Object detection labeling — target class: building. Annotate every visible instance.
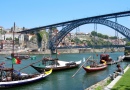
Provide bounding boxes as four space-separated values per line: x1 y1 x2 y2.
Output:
0 26 3 30
1 32 24 44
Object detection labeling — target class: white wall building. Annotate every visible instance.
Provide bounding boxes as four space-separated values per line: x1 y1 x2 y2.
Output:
1 33 24 43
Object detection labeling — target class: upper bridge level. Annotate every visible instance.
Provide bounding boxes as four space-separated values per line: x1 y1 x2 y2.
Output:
17 10 130 52
18 10 130 33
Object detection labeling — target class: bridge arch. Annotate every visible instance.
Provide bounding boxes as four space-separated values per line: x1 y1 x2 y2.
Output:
49 19 130 51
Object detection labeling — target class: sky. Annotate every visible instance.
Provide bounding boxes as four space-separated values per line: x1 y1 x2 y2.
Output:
0 0 130 38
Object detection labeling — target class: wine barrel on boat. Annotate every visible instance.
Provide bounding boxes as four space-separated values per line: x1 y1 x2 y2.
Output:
100 54 112 64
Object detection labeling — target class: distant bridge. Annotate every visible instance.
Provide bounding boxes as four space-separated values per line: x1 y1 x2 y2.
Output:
18 10 130 52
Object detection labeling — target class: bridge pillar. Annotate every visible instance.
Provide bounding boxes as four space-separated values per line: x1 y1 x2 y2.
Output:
48 27 55 53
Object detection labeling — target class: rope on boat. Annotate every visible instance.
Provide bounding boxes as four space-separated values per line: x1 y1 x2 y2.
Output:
18 59 43 71
72 56 91 78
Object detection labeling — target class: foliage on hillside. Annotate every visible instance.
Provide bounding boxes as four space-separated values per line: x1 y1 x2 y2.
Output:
71 31 113 46
36 30 48 42
35 29 48 48
91 31 117 39
125 42 130 46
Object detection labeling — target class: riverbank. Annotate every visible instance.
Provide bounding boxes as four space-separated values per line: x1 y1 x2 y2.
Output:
85 77 110 90
0 48 124 55
105 64 130 90
85 64 130 90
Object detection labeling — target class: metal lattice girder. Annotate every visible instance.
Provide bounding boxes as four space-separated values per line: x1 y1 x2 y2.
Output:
18 10 130 34
15 10 130 52
49 19 130 50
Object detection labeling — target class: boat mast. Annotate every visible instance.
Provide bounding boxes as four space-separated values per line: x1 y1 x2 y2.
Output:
11 22 15 80
93 23 96 60
55 31 58 67
95 23 98 61
93 23 97 61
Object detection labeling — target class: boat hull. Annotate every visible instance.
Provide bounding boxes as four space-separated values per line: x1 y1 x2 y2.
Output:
0 69 52 88
107 60 123 65
31 60 81 72
5 55 30 60
82 65 107 73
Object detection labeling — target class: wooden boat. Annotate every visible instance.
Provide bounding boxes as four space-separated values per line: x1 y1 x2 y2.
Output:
0 68 52 88
30 57 81 72
82 60 107 73
5 53 30 60
100 54 124 65
107 60 123 65
0 58 52 88
100 54 112 64
5 55 36 60
12 53 30 59
0 23 52 88
82 64 107 73
5 56 12 60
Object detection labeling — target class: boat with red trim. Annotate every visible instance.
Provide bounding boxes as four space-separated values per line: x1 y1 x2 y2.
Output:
82 60 107 73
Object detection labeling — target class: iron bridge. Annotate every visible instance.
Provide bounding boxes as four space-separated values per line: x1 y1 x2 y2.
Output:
18 10 130 52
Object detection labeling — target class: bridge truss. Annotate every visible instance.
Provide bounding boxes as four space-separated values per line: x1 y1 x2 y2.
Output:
18 10 130 52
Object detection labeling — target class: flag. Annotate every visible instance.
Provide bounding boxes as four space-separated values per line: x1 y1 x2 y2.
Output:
30 56 36 60
83 57 85 62
57 52 60 55
12 57 21 64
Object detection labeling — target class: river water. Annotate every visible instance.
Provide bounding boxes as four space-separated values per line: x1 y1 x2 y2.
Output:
0 52 128 90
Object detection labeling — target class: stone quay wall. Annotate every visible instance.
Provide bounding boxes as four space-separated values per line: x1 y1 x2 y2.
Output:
85 77 110 90
0 48 124 55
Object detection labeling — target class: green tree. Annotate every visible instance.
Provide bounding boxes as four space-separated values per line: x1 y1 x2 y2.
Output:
97 33 103 38
86 40 92 46
109 36 117 39
74 37 81 44
37 29 49 50
126 42 130 46
103 35 108 39
123 38 129 42
6 37 12 40
52 27 57 31
91 31 97 36
15 37 19 44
